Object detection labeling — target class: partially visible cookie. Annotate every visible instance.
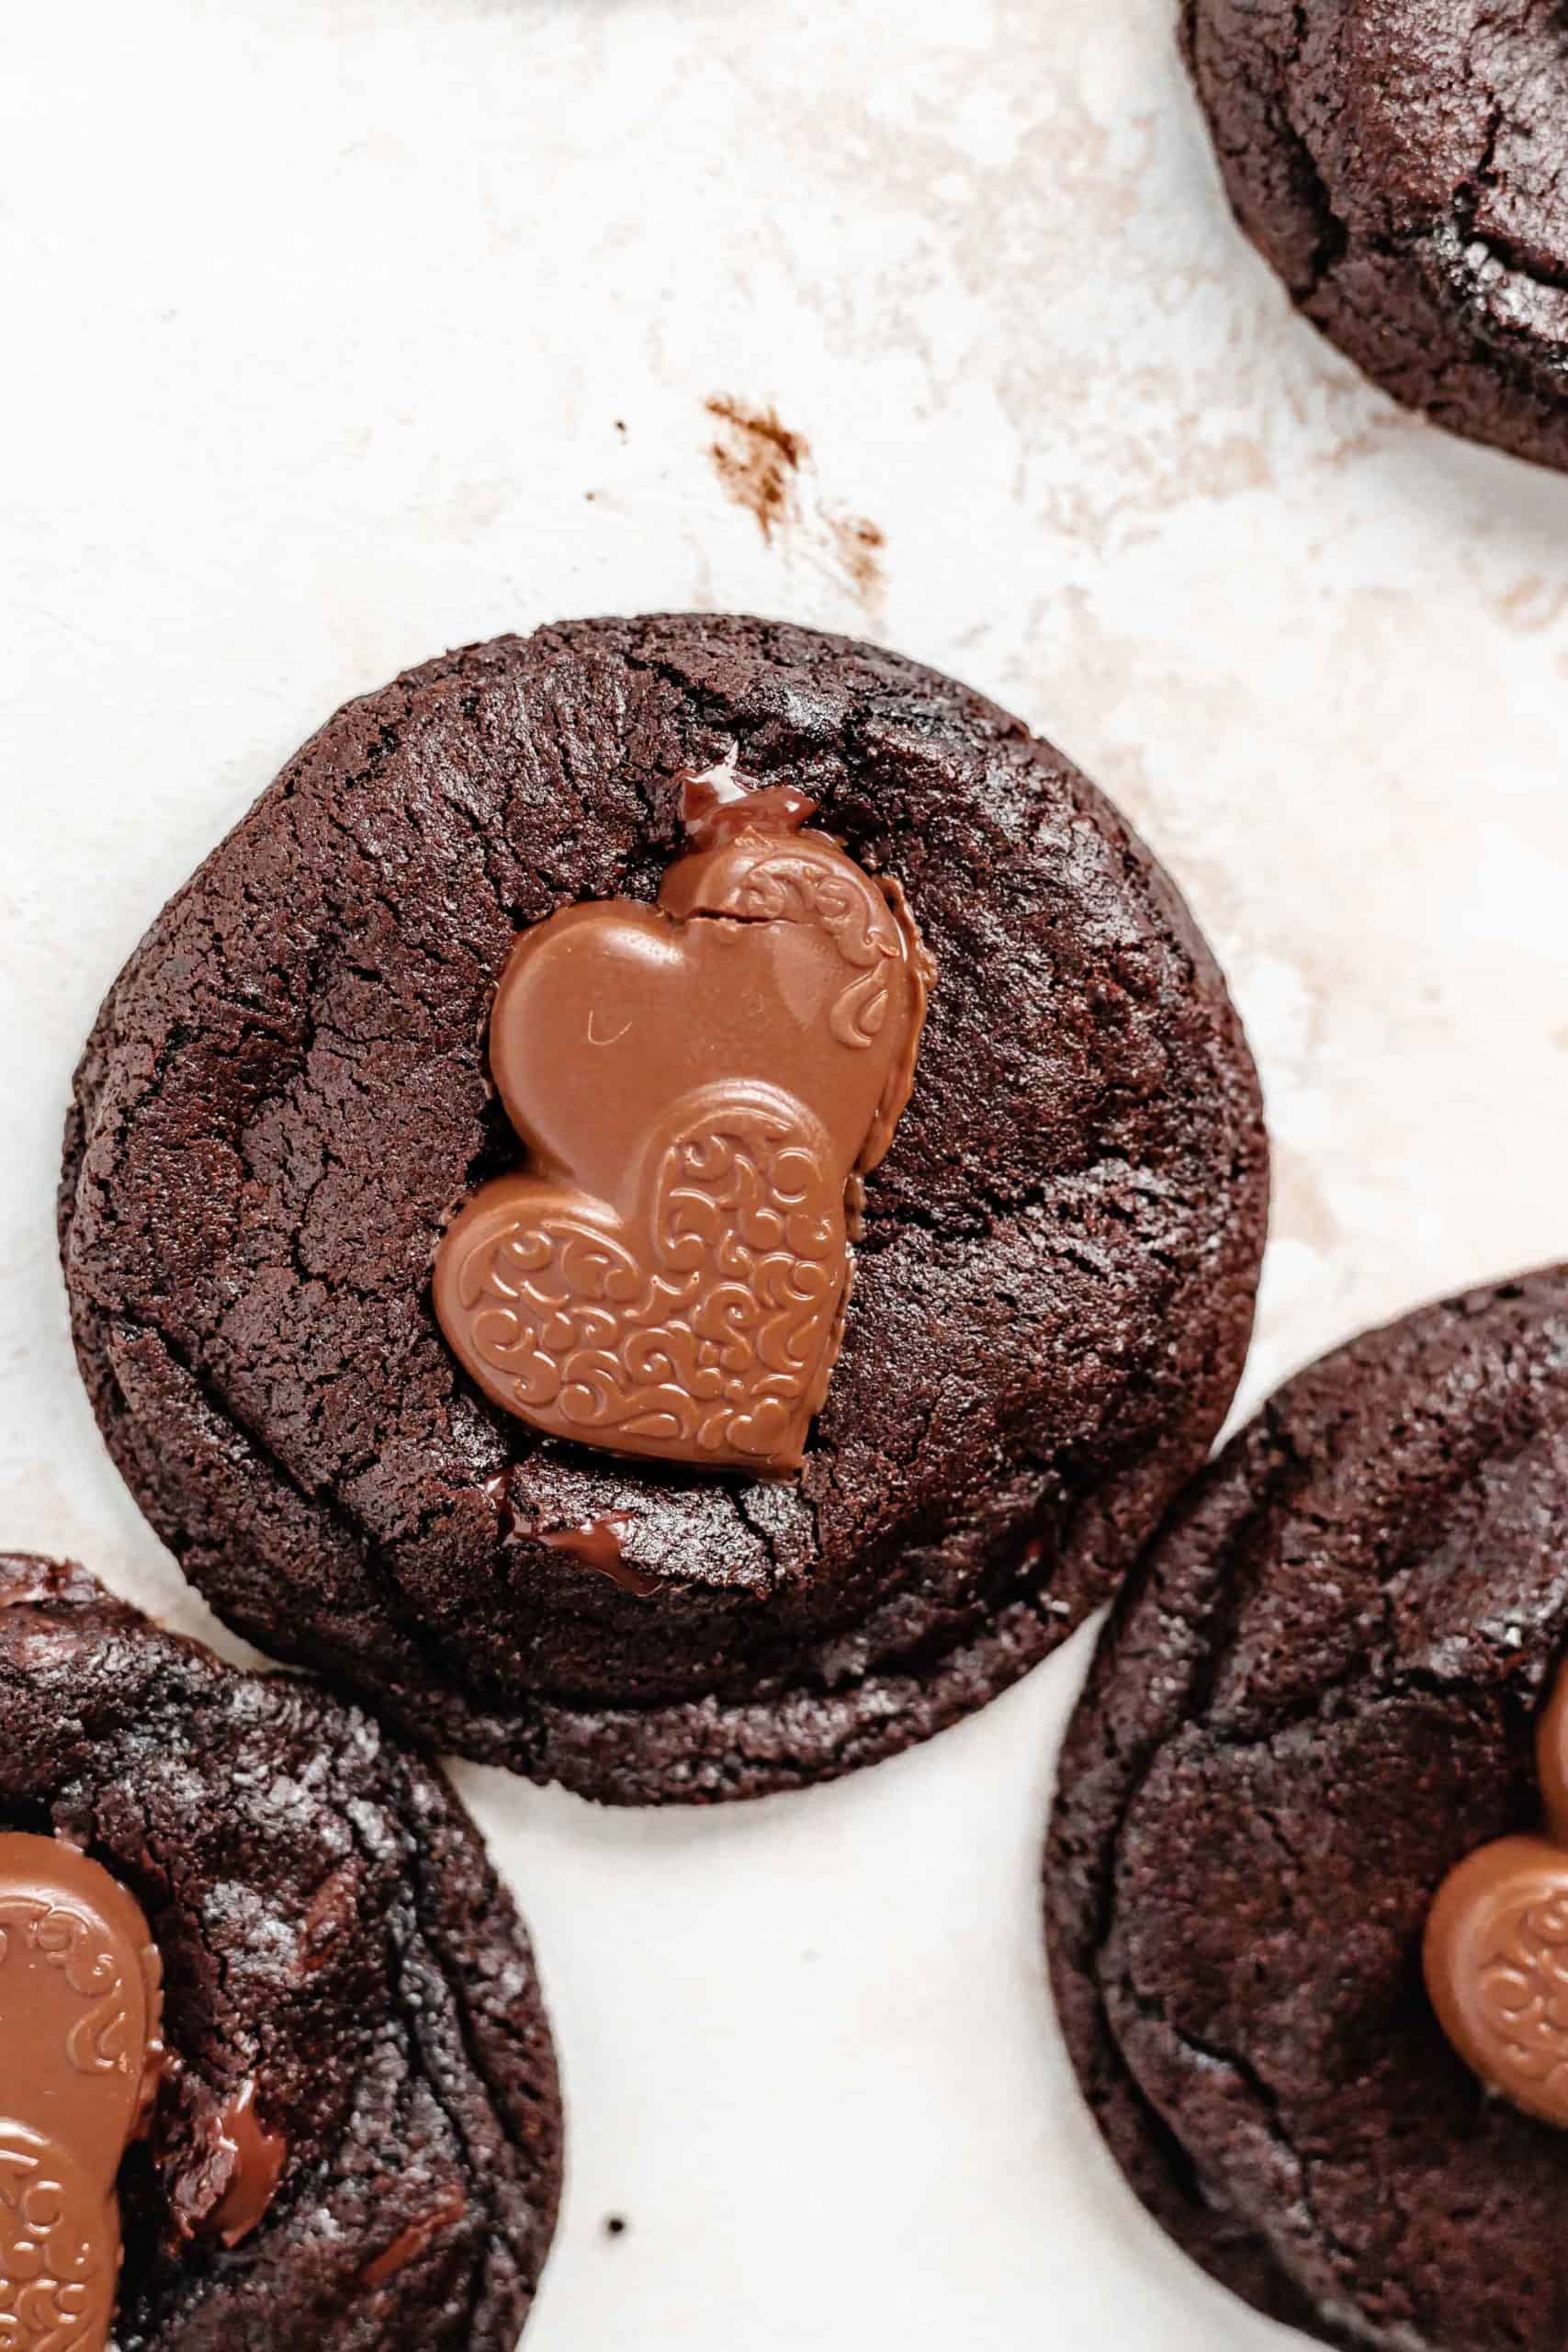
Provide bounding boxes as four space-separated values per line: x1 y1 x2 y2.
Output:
1046 1269 1568 2352
0 1553 561 2350
1184 0 1568 472
60 616 1267 1805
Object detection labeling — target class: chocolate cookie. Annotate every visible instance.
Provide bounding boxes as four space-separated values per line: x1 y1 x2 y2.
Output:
0 1553 560 2349
1046 1268 1568 2352
61 615 1267 1805
1184 0 1568 472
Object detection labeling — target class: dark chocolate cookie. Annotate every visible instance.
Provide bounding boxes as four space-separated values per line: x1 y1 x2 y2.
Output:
0 1552 560 2349
1046 1269 1568 2352
1184 0 1568 473
61 615 1267 1805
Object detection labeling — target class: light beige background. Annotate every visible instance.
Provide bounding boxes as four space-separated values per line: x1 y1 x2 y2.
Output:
5 1 1567 2344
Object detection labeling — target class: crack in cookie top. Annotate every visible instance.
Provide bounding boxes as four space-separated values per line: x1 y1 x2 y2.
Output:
433 767 934 1477
0 1836 164 2352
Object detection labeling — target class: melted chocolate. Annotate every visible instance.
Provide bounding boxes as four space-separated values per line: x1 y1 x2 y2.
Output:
298 1862 360 1975
536 1517 661 1597
209 2079 288 2246
435 782 933 1476
0 1835 164 2352
680 763 818 850
486 1479 662 1596
360 2186 468 2288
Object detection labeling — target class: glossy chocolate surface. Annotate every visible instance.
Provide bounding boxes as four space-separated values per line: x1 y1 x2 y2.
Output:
208 2079 288 2247
0 1834 163 2352
434 785 932 1476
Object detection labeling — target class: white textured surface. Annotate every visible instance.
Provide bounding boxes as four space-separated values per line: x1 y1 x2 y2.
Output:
5 1 1568 2345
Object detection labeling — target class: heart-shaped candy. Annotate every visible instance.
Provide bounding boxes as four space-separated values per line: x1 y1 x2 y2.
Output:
0 1837 165 2352
1426 1662 1568 2126
434 791 932 1476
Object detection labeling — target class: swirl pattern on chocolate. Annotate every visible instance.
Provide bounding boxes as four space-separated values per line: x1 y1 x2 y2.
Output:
0 2128 115 2352
1475 1890 1568 2084
0 1839 164 2352
445 1091 842 1470
434 790 931 1476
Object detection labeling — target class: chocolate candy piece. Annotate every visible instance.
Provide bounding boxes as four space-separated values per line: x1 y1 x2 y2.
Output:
1426 1837 1568 2126
1426 1662 1568 2125
434 782 932 1476
0 1834 164 2352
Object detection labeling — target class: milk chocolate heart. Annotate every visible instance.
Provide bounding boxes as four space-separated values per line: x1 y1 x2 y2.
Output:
0 1836 164 2352
434 779 933 1476
1426 1662 1568 2127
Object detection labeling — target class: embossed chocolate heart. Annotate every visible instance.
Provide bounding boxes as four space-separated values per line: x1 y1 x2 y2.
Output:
1426 1661 1568 2127
0 1836 164 2352
434 786 933 1476
1427 1836 1568 2127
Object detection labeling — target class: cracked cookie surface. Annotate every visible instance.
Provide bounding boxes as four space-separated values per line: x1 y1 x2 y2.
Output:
1046 1269 1568 2352
0 1553 560 2350
60 615 1266 1804
1184 0 1568 472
